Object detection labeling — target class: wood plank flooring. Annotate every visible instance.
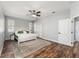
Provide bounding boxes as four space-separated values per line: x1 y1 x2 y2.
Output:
26 42 73 58
0 40 15 58
0 40 79 58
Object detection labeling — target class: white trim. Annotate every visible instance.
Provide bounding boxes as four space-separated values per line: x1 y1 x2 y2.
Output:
40 36 73 47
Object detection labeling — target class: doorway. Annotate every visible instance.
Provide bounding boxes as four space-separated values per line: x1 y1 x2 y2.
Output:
74 17 79 42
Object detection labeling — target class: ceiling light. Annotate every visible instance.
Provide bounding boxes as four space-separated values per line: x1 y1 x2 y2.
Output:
32 14 37 17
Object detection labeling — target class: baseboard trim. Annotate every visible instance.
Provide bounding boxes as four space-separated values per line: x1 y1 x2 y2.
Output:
37 37 57 43
37 37 73 47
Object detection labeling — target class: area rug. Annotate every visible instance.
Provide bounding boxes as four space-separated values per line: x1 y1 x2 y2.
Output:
13 39 51 58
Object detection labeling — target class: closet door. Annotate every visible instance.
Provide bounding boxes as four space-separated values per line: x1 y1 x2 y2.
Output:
58 19 73 46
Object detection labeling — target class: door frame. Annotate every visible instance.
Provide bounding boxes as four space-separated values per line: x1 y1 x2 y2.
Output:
72 16 79 42
58 18 74 46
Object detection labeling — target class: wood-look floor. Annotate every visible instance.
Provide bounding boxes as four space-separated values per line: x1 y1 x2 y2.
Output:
0 40 15 58
0 40 79 58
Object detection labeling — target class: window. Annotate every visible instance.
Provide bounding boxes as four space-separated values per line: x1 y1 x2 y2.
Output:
0 19 4 32
29 22 32 32
8 20 15 32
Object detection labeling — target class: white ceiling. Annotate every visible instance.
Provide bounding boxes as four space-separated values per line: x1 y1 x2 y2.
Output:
0 1 71 20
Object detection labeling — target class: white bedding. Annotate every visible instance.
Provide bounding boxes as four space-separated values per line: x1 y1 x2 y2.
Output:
15 33 37 44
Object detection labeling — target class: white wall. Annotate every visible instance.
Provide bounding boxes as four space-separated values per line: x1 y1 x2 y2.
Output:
34 10 70 42
71 2 79 18
15 19 30 31
0 3 5 56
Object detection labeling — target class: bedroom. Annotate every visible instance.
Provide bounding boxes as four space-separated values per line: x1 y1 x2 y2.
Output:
0 1 79 58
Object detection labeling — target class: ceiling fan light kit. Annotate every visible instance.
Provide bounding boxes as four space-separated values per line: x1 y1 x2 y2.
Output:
32 14 37 17
28 9 56 17
28 10 41 17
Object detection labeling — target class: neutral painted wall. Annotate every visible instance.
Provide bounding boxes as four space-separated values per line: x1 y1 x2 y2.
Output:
0 3 5 56
71 2 79 18
5 16 33 40
15 19 30 31
34 10 70 42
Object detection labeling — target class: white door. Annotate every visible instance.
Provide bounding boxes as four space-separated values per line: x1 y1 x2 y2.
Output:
58 19 73 46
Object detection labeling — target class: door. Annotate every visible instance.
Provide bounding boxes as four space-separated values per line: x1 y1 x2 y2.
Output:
58 19 73 46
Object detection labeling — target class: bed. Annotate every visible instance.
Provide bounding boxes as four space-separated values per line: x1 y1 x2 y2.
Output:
15 31 37 44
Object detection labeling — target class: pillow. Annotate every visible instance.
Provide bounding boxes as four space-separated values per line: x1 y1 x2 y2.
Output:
18 31 23 34
26 31 29 33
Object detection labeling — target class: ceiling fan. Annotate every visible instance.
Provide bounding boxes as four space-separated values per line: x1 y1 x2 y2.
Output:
28 10 41 17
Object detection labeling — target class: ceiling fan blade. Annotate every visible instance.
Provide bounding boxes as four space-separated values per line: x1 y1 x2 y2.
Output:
28 10 41 17
37 11 41 13
37 14 40 16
